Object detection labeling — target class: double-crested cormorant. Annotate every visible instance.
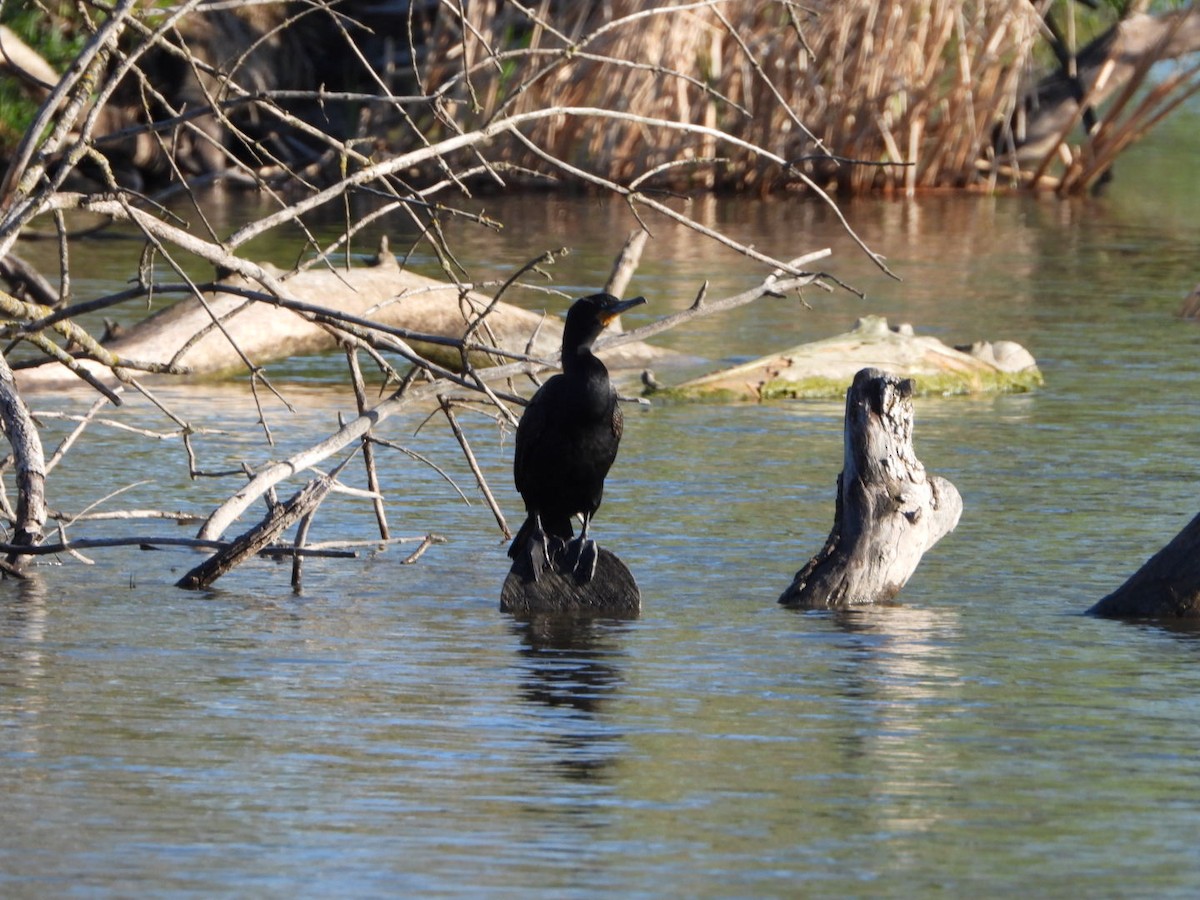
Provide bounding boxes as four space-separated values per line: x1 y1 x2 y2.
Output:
509 292 647 582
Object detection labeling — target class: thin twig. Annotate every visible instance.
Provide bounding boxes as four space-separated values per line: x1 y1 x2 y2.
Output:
345 347 390 541
438 395 511 539
401 533 447 565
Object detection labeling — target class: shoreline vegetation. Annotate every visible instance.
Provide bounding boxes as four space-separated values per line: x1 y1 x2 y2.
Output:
1 2 1197 198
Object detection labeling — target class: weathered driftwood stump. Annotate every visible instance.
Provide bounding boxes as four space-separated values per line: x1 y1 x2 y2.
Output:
501 547 640 618
779 368 962 609
1088 512 1200 619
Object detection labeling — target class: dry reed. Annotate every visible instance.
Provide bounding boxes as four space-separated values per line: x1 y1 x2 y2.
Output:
3 1 1196 201
410 0 1198 195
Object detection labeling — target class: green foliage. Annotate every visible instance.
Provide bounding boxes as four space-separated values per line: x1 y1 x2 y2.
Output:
0 2 88 148
1 2 87 67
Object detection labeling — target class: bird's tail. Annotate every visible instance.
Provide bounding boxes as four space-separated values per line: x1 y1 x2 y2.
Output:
507 515 536 562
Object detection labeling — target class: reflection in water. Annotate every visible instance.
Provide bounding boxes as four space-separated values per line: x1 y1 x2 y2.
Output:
1123 617 1200 641
819 604 964 842
511 614 630 784
0 576 51 759
1 575 51 677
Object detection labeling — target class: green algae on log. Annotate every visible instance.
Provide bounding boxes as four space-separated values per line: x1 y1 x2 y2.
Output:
649 316 1042 402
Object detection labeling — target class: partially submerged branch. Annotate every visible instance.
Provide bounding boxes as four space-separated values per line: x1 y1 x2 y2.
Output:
0 352 45 572
1088 512 1200 620
178 467 340 589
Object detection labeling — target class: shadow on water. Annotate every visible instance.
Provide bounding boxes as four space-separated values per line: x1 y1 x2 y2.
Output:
1110 616 1200 641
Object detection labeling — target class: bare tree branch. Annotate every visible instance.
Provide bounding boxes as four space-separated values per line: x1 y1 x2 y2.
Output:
0 2 914 586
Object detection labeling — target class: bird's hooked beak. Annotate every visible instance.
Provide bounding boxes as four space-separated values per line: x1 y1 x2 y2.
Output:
599 295 646 326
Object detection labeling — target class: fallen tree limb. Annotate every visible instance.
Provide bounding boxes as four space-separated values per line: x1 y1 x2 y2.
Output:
0 351 46 572
0 535 356 557
779 368 962 609
179 472 336 589
605 255 832 348
12 248 676 393
603 228 649 301
657 315 1041 401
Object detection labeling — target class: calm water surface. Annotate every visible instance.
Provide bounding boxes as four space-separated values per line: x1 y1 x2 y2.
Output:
2 111 1200 897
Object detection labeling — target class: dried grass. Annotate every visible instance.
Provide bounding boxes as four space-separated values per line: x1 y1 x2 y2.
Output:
410 0 1196 195
7 1 1193 197
414 0 1046 194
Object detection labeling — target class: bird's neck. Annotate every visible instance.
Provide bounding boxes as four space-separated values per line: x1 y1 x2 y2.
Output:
562 345 613 410
562 342 603 376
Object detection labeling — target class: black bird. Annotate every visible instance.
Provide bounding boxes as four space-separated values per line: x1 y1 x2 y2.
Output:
508 292 646 583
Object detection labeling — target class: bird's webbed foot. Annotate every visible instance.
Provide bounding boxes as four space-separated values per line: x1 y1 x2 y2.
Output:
525 521 564 583
563 535 599 584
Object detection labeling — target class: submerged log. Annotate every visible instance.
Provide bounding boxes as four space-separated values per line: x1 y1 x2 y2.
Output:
501 547 640 618
1087 512 1200 620
14 249 674 393
653 316 1041 402
779 368 962 609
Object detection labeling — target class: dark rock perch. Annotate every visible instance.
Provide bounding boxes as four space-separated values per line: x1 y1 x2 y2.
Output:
1087 512 1200 619
501 548 640 619
779 368 963 609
